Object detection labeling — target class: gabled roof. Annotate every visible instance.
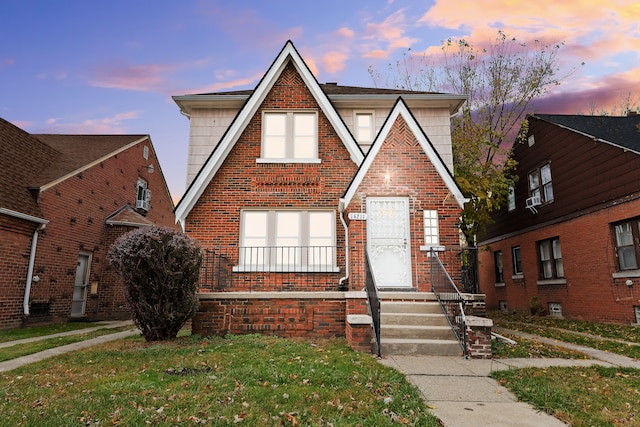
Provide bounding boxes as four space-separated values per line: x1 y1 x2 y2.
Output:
174 40 365 226
533 114 640 154
0 118 58 221
340 98 468 211
106 205 155 227
33 134 149 190
1 117 160 223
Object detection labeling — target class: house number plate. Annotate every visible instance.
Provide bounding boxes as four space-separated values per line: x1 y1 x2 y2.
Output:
348 213 367 220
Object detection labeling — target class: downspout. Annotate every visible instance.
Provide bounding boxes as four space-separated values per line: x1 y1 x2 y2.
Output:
338 200 349 291
24 223 46 316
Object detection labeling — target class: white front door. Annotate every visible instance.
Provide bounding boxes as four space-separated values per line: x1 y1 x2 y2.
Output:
71 253 91 317
366 197 412 288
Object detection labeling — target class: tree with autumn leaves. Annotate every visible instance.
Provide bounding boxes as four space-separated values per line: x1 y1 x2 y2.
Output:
372 31 570 245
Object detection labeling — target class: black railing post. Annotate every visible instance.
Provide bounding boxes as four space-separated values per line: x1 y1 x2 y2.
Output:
364 250 381 357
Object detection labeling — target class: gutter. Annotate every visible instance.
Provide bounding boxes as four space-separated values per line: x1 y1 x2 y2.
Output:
24 224 46 315
338 199 349 290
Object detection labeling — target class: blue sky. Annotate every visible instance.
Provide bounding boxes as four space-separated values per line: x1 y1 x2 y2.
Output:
1 0 638 202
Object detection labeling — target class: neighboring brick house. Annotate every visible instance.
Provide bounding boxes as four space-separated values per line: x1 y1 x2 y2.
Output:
0 118 176 329
173 41 478 353
478 113 640 325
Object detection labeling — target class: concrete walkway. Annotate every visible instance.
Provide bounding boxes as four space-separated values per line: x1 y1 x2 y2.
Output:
379 328 640 426
0 320 139 372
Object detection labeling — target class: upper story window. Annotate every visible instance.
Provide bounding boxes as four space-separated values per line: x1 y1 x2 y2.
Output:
239 210 336 271
538 237 563 279
507 186 516 211
613 219 639 271
528 134 535 146
422 210 442 251
528 162 554 204
354 111 374 144
260 111 318 162
136 178 151 211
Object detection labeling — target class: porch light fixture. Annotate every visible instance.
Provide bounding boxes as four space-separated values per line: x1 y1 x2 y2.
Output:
146 164 155 173
384 172 391 186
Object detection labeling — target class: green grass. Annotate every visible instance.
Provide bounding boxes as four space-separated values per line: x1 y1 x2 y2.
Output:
0 321 104 343
492 333 589 359
492 366 640 426
490 311 640 359
0 334 441 426
0 326 136 362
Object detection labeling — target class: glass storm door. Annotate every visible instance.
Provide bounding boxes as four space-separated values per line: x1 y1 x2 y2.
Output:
71 253 90 317
366 197 412 288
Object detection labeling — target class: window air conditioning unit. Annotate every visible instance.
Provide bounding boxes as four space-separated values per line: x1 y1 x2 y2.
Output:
525 195 541 213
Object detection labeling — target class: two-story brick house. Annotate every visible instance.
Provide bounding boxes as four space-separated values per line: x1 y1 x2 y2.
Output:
174 41 481 354
0 118 176 329
479 113 640 324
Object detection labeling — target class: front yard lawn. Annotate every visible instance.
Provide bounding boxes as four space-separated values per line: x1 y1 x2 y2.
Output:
0 334 440 426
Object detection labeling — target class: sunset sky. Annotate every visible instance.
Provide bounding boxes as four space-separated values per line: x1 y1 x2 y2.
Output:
1 0 638 202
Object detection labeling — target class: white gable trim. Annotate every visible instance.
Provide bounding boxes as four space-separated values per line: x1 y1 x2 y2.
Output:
340 98 468 211
175 41 363 227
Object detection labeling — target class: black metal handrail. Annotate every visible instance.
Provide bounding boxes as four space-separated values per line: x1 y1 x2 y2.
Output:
430 248 468 358
364 250 381 357
199 246 339 292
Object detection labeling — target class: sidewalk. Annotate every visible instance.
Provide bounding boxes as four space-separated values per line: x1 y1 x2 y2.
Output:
0 320 139 373
379 329 640 427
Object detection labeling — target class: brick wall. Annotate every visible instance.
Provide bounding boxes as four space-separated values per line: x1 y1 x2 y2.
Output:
480 197 640 324
193 295 346 338
0 215 39 329
22 139 176 325
185 62 358 293
344 114 463 292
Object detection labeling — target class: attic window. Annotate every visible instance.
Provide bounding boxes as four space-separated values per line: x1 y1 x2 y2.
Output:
136 178 151 211
354 111 374 144
258 111 319 163
143 145 149 160
528 135 535 146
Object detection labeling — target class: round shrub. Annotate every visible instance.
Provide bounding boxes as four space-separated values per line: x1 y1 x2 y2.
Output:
108 226 202 341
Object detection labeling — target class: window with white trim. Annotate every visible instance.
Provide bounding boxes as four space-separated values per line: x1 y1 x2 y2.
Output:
239 210 336 271
423 210 440 248
507 186 516 211
528 163 554 203
613 219 640 271
261 111 318 161
538 237 564 279
136 178 151 211
354 111 374 143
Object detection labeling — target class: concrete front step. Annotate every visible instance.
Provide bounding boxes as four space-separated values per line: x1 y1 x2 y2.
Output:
380 338 462 356
381 312 451 327
380 301 442 314
381 324 455 340
378 297 461 356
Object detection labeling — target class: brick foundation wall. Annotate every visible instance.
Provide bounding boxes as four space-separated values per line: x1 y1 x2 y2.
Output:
193 293 346 339
479 197 640 324
465 316 493 359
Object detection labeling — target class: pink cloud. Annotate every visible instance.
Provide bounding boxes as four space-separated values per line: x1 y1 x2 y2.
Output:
336 27 355 39
35 111 141 134
0 58 15 69
321 51 349 74
361 9 417 59
187 72 264 95
90 61 177 92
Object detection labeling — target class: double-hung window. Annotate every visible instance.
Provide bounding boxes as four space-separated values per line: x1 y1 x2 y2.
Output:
613 219 640 271
239 210 336 271
528 163 554 203
538 237 564 279
136 178 151 211
261 111 318 162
